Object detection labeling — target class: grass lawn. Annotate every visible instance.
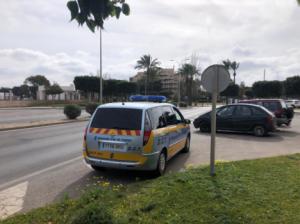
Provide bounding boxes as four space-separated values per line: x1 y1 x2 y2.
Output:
2 154 300 224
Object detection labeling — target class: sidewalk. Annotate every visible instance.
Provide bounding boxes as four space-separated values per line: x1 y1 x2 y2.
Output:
0 117 89 131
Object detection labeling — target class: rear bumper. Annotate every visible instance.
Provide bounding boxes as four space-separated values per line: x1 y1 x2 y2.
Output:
276 117 291 125
84 151 160 171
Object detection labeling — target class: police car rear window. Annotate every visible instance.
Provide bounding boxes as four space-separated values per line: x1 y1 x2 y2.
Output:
91 108 142 130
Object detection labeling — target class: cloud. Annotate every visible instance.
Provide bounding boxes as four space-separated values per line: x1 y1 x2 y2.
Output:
0 0 299 87
0 48 96 87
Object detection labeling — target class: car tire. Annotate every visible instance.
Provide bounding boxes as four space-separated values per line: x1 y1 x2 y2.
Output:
181 136 190 153
253 125 266 137
154 151 167 176
91 165 106 171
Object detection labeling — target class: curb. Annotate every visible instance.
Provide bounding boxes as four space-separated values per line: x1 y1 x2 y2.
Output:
0 118 90 132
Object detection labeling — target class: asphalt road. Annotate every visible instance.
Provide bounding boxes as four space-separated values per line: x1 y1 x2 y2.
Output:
0 108 88 124
1 107 300 217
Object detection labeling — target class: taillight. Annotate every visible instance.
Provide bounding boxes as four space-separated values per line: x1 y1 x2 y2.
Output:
143 130 151 146
267 115 273 126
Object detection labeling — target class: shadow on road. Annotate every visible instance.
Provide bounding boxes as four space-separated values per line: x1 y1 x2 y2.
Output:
54 152 190 202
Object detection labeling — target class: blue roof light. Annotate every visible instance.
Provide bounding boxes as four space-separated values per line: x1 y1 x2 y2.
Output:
129 95 167 103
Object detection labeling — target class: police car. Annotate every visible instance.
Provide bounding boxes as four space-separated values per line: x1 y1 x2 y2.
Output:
83 100 191 176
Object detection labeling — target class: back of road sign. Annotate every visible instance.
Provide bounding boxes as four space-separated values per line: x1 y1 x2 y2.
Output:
201 65 231 93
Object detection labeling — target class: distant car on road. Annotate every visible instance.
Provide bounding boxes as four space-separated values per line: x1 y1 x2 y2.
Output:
83 102 191 176
239 99 294 126
193 104 276 137
285 99 300 109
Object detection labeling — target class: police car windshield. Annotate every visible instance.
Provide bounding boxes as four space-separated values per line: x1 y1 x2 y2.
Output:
91 108 142 130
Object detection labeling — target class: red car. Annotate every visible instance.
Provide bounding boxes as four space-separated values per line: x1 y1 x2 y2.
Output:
239 99 294 126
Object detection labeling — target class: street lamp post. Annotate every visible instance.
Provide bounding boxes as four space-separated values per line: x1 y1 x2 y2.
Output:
99 28 103 104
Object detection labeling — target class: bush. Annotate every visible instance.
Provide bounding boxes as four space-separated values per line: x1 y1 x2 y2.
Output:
85 103 99 115
179 102 187 107
64 105 81 119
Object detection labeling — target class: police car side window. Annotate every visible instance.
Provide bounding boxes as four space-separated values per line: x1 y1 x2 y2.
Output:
172 107 184 123
148 107 167 129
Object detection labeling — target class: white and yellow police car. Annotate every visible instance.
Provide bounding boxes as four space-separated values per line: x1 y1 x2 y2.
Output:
83 101 191 175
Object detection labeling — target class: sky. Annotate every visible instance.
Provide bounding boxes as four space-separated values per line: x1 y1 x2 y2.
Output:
0 0 299 88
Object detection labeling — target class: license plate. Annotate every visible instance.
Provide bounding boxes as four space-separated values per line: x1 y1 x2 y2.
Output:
100 142 126 152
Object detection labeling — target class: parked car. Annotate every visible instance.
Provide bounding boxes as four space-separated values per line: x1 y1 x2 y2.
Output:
83 102 191 176
239 99 294 126
285 99 300 109
193 104 276 137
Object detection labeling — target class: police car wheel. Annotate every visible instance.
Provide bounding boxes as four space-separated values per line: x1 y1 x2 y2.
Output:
182 136 190 153
154 152 166 176
91 165 106 171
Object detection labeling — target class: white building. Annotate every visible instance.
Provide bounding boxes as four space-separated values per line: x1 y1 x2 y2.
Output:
37 85 80 101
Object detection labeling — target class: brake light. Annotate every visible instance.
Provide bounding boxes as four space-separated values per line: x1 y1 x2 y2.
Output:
267 115 274 126
143 130 152 146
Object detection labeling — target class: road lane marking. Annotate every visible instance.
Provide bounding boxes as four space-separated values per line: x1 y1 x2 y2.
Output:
0 181 28 219
0 156 83 191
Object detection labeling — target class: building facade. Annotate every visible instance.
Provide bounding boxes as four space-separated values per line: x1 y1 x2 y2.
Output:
130 68 179 97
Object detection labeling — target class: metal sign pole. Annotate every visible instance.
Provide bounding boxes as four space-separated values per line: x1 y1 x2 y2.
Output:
210 91 217 176
210 66 219 176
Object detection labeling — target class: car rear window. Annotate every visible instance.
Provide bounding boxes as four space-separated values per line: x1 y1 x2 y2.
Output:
91 108 142 130
262 102 280 112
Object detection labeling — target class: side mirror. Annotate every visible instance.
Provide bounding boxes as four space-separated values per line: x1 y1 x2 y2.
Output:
185 119 191 124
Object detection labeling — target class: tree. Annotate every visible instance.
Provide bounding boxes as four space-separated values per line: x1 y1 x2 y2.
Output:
74 76 99 101
67 0 130 104
25 75 50 87
135 55 161 95
24 75 50 100
178 63 199 106
252 81 283 98
221 83 240 98
230 61 240 84
284 76 300 97
46 84 64 100
222 59 231 71
11 85 31 99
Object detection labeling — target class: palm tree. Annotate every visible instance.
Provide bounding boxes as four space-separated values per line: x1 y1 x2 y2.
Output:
178 63 199 106
231 61 240 84
222 59 231 71
135 55 160 95
67 0 130 104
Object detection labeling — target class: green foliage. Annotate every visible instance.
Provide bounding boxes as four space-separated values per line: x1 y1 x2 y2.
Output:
25 75 50 87
3 154 300 224
69 202 113 224
12 85 31 99
67 0 130 31
284 76 300 97
63 104 81 119
179 102 187 107
178 63 199 106
46 84 63 96
252 81 283 98
222 59 231 70
221 83 240 97
85 103 99 115
73 76 137 100
135 55 161 95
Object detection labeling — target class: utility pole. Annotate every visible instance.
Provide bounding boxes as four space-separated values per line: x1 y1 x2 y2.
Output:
263 69 266 81
99 28 103 104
